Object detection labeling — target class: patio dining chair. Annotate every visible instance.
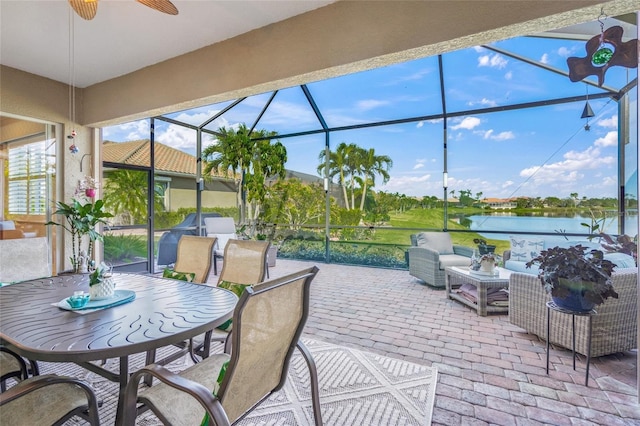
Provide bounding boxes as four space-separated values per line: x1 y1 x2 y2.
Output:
204 217 237 275
168 235 217 284
122 266 322 426
0 347 28 392
194 238 270 355
0 374 100 425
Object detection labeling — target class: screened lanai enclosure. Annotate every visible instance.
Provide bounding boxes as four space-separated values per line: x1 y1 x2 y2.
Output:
100 14 638 273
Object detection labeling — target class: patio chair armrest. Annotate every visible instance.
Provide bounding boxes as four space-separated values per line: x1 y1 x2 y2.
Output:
503 250 511 262
453 245 473 258
123 363 230 426
0 374 94 404
407 246 439 262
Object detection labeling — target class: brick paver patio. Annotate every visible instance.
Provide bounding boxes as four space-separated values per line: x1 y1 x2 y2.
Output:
232 258 640 425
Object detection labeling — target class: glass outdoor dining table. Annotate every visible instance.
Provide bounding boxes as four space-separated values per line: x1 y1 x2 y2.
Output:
0 273 238 424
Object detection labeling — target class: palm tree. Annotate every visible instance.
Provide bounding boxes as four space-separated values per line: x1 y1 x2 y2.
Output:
103 169 163 225
202 124 287 228
356 148 392 210
202 124 253 223
318 142 359 210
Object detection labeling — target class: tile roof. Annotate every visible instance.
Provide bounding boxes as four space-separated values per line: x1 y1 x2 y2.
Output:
103 140 233 178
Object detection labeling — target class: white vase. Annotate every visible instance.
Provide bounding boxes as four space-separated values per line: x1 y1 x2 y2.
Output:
89 276 116 300
480 259 495 273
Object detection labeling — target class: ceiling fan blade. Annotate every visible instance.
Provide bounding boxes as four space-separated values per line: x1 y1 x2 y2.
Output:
68 0 98 20
136 0 179 16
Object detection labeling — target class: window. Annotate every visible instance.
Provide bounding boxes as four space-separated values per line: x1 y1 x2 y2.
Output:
7 139 50 215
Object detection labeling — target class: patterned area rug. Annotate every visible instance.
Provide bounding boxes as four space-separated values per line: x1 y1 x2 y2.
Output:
35 339 437 425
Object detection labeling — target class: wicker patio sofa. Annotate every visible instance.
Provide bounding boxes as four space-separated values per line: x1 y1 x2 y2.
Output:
408 232 474 288
509 268 638 357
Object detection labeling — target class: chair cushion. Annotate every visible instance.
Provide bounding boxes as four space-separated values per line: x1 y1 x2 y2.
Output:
509 236 544 262
438 254 472 269
216 280 251 331
162 268 196 282
415 232 454 254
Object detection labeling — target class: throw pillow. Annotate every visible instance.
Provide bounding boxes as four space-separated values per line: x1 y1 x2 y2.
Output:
200 360 230 426
216 280 251 331
163 268 196 282
509 237 544 262
415 232 454 254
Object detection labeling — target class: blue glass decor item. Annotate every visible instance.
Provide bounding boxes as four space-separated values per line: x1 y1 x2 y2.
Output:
67 291 91 309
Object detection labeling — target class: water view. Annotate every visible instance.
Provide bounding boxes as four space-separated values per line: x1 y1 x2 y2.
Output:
467 213 638 241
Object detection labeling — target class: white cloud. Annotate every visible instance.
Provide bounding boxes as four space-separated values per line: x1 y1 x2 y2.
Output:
379 174 436 196
502 180 514 188
490 131 515 141
540 53 550 64
356 99 390 111
594 131 618 147
478 53 508 69
451 116 481 130
505 71 513 80
413 163 424 170
519 146 616 186
467 98 497 108
416 121 424 128
413 158 427 170
557 46 577 58
597 115 618 128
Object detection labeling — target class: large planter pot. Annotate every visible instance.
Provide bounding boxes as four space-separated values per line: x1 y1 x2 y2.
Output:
551 278 596 313
478 245 496 255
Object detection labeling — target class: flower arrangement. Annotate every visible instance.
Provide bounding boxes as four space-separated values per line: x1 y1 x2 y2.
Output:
76 176 99 198
473 238 496 255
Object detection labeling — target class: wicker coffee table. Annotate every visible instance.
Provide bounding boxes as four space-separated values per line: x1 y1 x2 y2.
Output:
445 266 512 316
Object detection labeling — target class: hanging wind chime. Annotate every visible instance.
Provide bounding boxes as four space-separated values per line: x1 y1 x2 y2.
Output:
581 84 595 131
68 8 79 154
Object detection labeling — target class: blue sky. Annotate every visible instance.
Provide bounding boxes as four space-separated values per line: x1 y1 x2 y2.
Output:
103 23 637 201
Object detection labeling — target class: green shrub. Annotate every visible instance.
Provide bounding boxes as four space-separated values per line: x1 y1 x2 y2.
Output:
104 234 147 264
278 239 407 269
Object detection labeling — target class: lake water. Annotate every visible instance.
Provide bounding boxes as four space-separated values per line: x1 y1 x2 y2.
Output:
466 214 638 241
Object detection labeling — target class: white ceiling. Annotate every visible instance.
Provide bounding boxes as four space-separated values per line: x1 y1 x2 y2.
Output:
0 0 336 88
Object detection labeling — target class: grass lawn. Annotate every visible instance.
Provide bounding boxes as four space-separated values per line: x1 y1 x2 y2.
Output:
370 208 510 254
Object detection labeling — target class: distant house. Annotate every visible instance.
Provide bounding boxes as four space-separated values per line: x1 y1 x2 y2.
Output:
103 140 237 212
483 198 517 209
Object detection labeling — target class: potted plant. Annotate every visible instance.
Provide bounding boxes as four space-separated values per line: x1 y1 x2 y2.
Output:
473 238 496 255
526 244 617 312
88 262 115 300
46 198 113 273
599 233 637 266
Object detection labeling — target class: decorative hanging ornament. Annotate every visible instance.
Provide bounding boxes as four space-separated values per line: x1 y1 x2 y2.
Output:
67 129 78 153
566 10 638 87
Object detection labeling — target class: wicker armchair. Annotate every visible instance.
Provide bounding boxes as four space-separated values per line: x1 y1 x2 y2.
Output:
0 374 100 425
509 268 637 357
122 267 322 426
408 232 474 288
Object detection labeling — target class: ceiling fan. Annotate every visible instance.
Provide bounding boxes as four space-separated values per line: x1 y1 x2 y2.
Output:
68 0 179 20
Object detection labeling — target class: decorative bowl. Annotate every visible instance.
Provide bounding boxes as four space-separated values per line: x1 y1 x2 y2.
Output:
67 292 91 309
